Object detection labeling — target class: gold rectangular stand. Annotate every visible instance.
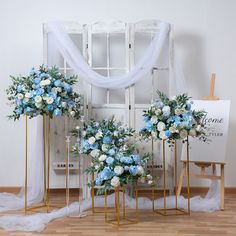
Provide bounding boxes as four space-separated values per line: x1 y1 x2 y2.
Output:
153 138 190 216
24 115 69 213
104 187 138 226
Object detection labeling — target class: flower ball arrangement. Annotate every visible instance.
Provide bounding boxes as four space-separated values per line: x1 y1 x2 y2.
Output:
72 117 151 194
6 65 82 120
140 91 207 142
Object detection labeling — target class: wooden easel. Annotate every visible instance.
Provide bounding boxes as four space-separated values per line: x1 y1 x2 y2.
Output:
177 73 225 210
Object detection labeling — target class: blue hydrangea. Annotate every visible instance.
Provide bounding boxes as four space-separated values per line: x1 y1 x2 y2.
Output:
145 120 153 132
54 80 61 87
16 85 23 93
47 105 54 111
16 108 23 114
165 130 172 138
103 136 112 144
108 148 116 156
63 83 72 92
100 167 114 180
34 77 41 84
106 156 114 165
82 140 90 151
120 156 133 164
95 177 103 186
131 154 141 164
90 143 98 150
53 108 62 116
129 165 138 175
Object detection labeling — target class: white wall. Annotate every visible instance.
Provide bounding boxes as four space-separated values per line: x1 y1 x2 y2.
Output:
0 0 236 187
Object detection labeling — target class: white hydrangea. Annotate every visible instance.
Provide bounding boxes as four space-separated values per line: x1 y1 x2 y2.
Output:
189 128 197 137
162 106 170 116
147 174 153 180
111 176 120 187
82 131 87 137
95 131 103 140
155 109 162 115
98 154 107 162
150 116 158 124
159 131 167 140
51 87 58 94
102 144 109 152
114 166 124 176
70 111 75 117
137 166 144 175
90 149 100 158
61 102 67 108
34 95 42 103
17 93 24 100
88 137 96 144
35 103 42 108
169 124 178 133
180 130 188 139
157 121 166 131
113 131 119 137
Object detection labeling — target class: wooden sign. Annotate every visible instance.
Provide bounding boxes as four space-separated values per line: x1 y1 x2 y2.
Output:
181 100 231 163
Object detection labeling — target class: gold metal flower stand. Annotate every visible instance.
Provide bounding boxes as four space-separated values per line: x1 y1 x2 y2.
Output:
153 138 190 216
24 115 69 213
104 187 138 226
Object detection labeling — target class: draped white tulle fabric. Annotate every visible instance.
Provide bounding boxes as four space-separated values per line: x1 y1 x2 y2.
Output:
0 20 220 232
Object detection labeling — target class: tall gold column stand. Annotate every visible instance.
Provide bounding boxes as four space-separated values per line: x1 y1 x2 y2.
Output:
65 136 70 215
24 115 62 213
104 187 138 226
153 138 190 216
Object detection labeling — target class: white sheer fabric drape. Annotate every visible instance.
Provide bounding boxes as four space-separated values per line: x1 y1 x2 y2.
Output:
0 20 220 232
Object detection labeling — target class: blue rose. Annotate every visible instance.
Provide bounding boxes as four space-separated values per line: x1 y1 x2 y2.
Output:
47 105 54 111
95 177 103 186
23 99 29 105
39 72 46 79
131 154 141 164
90 143 98 150
106 156 114 165
55 97 61 105
108 148 116 156
34 77 41 84
16 108 23 115
63 83 72 92
53 108 62 116
165 130 172 138
54 80 61 87
82 140 90 151
25 107 33 114
120 156 133 164
16 99 22 106
36 88 45 95
103 136 111 144
129 165 138 175
16 85 23 92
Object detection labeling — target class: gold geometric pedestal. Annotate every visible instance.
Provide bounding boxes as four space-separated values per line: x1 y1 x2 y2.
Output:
104 187 138 226
24 115 69 213
153 138 191 216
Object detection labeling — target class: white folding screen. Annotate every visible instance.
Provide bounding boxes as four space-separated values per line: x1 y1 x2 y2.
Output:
44 20 172 190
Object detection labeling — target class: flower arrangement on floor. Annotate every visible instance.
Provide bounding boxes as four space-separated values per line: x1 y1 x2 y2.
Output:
72 117 152 194
6 65 82 120
140 91 207 142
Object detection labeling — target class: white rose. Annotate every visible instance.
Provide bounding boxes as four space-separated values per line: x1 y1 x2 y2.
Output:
17 93 24 100
34 95 42 103
157 121 166 131
114 166 124 176
43 96 48 100
180 130 188 139
155 109 161 115
24 92 31 99
148 180 153 185
44 79 51 85
169 124 178 133
46 97 54 104
159 131 167 140
124 166 129 171
111 176 120 188
88 137 96 144
175 108 182 116
147 174 153 180
70 111 75 117
137 166 144 175
99 154 107 162
35 102 42 108
113 131 119 137
61 102 67 108
95 131 103 140
196 125 201 132
162 106 170 117
52 87 58 94
82 131 87 137
102 144 109 152
90 149 100 158
95 165 99 170
151 131 157 138
151 116 158 124
40 80 46 87
189 128 197 137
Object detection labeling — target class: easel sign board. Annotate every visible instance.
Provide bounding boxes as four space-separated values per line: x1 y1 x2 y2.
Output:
181 100 231 163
